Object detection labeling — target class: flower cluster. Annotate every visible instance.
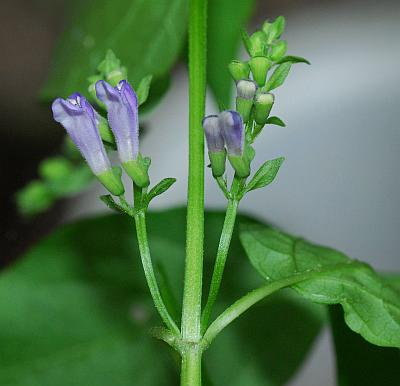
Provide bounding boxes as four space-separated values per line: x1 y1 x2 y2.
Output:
52 79 149 196
202 16 300 182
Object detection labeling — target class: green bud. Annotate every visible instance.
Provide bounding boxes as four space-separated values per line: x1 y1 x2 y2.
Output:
208 150 226 177
97 167 125 196
254 92 275 125
249 56 272 87
249 30 268 57
123 158 150 188
236 79 257 123
106 68 127 87
262 21 272 35
228 155 250 178
228 60 250 81
270 40 287 61
39 157 73 182
265 16 286 44
87 74 103 101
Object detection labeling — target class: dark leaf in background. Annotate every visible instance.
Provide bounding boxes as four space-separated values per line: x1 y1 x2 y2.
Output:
0 210 323 385
329 304 400 386
42 0 187 104
207 0 256 107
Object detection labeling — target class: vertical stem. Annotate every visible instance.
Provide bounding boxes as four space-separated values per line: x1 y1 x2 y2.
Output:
181 347 203 386
134 211 180 335
181 0 207 343
201 199 238 332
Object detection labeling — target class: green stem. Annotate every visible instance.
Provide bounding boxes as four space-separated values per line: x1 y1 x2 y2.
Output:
201 199 238 332
181 0 207 343
201 273 313 349
181 347 202 386
134 211 180 335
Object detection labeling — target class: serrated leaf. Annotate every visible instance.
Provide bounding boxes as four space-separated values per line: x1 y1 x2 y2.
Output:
136 75 153 105
246 157 285 192
276 55 310 65
240 224 400 348
265 116 286 127
147 178 176 203
100 195 131 216
265 62 292 91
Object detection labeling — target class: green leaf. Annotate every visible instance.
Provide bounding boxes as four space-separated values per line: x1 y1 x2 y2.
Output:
240 224 400 348
329 304 400 386
99 195 131 216
246 157 285 192
42 0 187 102
136 75 153 106
276 55 311 65
146 178 177 203
265 116 286 127
0 210 324 385
265 62 292 91
207 0 255 106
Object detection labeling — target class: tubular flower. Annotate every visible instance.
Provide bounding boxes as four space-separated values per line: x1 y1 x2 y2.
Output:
235 79 257 123
51 93 124 196
96 80 149 187
202 115 226 177
218 110 250 178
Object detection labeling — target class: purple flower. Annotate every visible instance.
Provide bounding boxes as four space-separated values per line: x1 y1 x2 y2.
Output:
95 80 139 164
51 93 111 176
218 110 244 156
202 115 224 153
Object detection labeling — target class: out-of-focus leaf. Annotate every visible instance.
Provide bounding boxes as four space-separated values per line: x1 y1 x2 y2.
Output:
15 181 55 216
0 210 324 385
240 224 400 348
42 0 187 105
207 0 256 107
329 303 400 386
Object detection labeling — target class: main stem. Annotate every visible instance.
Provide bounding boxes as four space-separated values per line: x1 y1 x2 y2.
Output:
181 0 207 383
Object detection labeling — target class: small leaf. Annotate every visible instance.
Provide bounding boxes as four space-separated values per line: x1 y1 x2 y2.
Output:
246 157 285 192
99 195 131 216
136 75 153 105
241 29 254 57
147 178 176 203
276 55 311 65
266 116 286 127
265 62 292 91
240 224 400 348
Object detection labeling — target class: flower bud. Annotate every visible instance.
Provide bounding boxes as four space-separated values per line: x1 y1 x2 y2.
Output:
202 115 226 177
228 60 250 82
265 16 286 44
235 80 257 123
254 92 275 126
51 93 124 196
270 40 287 61
96 80 149 187
249 30 268 57
249 56 272 87
219 111 250 178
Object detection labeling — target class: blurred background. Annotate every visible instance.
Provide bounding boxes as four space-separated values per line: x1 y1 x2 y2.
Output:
1 0 399 385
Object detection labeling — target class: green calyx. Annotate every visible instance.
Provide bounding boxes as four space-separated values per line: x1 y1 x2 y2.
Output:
249 56 272 87
254 92 274 125
236 97 253 123
249 30 268 57
123 158 150 187
228 154 250 178
208 151 226 177
97 167 125 196
270 40 287 62
228 60 250 81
